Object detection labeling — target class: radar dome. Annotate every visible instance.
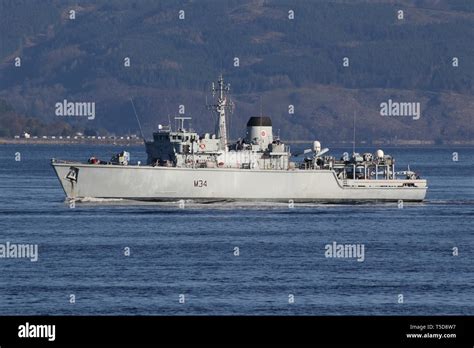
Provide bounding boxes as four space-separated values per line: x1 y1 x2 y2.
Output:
313 141 321 153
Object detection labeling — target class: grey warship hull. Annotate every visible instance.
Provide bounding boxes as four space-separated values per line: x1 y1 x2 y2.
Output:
52 161 427 202
51 76 428 203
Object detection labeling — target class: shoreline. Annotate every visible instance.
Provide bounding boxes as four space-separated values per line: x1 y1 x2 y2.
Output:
1 138 473 147
0 138 143 146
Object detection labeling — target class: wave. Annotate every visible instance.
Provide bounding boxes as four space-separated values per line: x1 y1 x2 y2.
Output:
69 197 125 203
59 197 474 210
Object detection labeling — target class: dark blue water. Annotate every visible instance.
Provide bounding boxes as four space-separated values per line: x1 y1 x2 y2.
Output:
0 144 473 315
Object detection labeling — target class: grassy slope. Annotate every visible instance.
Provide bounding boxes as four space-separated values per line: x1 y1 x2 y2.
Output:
0 0 472 142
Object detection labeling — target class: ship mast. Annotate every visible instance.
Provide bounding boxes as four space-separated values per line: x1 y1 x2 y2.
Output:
207 75 233 151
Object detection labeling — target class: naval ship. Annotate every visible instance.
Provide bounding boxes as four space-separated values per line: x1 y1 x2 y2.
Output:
51 75 427 202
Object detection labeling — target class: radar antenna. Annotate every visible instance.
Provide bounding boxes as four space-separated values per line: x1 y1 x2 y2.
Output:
206 75 234 151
